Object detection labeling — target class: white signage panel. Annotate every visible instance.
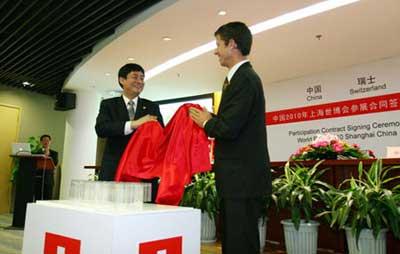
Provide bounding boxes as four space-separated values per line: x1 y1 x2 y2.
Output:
265 56 400 161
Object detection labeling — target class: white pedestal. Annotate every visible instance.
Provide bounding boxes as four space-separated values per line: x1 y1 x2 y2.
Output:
22 201 200 254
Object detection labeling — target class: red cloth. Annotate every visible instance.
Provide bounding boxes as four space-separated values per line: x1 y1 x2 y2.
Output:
155 104 211 205
114 121 164 182
114 103 211 205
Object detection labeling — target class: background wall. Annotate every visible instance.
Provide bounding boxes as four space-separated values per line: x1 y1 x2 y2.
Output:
265 55 400 161
60 90 101 199
0 86 66 159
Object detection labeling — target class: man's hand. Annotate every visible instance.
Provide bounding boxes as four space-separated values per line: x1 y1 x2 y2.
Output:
43 147 50 156
189 107 212 128
131 114 157 129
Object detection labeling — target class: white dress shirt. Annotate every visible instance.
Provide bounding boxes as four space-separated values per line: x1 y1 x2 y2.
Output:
202 59 249 128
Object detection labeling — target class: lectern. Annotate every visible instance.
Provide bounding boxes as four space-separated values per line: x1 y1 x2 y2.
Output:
10 154 55 228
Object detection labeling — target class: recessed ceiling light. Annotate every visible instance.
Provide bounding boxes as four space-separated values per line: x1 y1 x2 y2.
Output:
105 73 111 76
162 36 172 41
22 81 35 87
146 0 360 80
127 57 135 61
218 10 227 16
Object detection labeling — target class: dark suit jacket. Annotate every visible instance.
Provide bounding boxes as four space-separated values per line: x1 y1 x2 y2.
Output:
49 149 58 167
95 96 164 180
204 62 271 198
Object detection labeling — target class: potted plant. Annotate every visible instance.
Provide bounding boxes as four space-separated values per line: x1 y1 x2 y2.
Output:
320 159 400 254
272 160 331 254
180 172 219 243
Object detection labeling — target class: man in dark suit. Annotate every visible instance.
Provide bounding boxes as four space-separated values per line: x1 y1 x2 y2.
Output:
95 63 164 201
35 134 58 200
189 22 271 254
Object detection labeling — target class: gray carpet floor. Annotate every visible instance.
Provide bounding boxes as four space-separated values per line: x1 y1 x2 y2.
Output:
0 214 23 254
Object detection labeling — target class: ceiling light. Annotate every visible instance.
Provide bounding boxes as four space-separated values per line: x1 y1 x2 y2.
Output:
22 81 35 87
250 0 360 35
162 36 172 41
218 10 227 16
105 73 111 76
127 57 135 61
145 0 360 80
146 41 215 80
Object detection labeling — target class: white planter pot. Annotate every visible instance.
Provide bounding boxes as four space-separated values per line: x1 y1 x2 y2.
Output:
345 227 388 254
201 212 216 243
259 217 267 252
281 219 319 254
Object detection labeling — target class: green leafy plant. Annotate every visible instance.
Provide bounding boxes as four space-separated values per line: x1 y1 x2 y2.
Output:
319 160 400 241
28 136 43 154
180 172 219 220
272 160 331 230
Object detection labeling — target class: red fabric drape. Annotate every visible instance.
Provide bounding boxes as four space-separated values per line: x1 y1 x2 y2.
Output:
114 103 211 205
114 121 164 182
154 104 211 205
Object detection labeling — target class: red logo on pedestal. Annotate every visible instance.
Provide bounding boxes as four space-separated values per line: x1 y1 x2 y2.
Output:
44 232 81 254
139 236 182 254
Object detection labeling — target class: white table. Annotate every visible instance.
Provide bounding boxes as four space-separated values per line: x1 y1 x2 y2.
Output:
22 200 200 254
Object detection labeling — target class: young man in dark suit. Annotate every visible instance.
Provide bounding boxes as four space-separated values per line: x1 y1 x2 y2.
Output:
190 22 271 254
95 63 164 201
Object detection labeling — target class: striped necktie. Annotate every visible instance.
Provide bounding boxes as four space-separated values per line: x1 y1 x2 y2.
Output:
127 100 135 120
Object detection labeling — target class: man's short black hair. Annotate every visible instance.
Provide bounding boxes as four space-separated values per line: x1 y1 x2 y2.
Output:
214 21 252 56
40 134 51 141
118 63 145 88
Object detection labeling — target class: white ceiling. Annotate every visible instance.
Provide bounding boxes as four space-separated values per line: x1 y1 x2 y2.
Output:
65 0 400 101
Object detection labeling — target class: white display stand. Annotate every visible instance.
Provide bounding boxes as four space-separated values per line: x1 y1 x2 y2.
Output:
22 201 200 254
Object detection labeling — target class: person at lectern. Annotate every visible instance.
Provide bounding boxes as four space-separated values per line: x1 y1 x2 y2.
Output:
189 22 271 254
95 63 164 202
35 134 58 200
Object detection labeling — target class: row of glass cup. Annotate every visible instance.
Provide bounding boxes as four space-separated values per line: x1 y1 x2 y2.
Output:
68 180 152 207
